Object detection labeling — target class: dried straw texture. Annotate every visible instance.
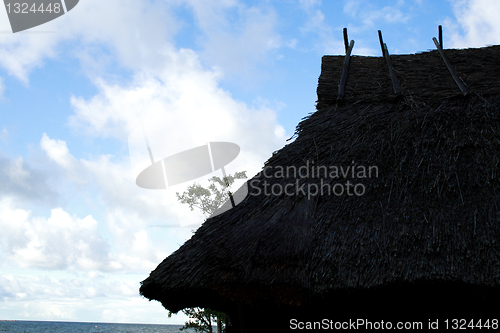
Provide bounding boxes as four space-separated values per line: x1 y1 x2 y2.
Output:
317 45 500 107
140 47 500 315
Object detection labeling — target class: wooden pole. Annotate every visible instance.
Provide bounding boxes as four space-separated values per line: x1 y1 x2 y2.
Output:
433 37 469 96
378 30 402 96
439 25 443 49
337 39 355 102
378 30 385 57
343 28 349 54
384 43 402 96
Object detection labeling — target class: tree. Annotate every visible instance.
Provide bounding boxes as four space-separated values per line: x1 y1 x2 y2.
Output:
172 171 247 333
168 307 228 333
176 171 247 218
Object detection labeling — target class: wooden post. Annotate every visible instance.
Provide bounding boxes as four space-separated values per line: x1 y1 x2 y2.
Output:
378 30 385 57
383 43 402 96
343 27 349 54
433 37 469 96
378 30 402 96
337 39 355 102
439 25 443 49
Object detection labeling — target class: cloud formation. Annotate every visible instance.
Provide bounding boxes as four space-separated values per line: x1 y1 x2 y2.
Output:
0 0 180 82
0 151 57 204
447 0 500 48
186 0 282 79
343 0 409 28
0 0 319 326
0 197 113 270
0 273 188 323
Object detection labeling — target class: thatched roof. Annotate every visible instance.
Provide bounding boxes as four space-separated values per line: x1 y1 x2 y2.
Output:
140 45 500 319
317 45 500 106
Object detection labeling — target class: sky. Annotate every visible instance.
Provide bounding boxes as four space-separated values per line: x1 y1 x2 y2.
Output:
1 0 499 325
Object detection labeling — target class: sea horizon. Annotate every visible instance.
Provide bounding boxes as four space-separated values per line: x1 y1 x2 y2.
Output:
0 320 198 332
0 319 185 325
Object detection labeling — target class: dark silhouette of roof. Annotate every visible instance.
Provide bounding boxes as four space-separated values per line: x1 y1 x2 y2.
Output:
140 43 500 323
318 45 500 106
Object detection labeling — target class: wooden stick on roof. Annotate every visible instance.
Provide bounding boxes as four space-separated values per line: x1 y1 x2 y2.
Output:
337 28 354 102
343 27 349 54
378 30 402 96
433 32 469 96
439 25 443 49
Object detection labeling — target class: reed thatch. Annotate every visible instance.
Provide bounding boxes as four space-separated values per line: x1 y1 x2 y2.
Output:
317 45 500 106
140 45 500 330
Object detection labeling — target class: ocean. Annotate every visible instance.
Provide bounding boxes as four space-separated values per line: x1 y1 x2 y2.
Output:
0 321 197 333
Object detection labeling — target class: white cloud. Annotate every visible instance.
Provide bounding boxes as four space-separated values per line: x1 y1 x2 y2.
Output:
0 77 4 99
67 45 286 183
0 0 284 85
0 0 287 250
0 274 138 302
0 152 57 203
447 0 500 48
0 32 60 84
0 194 174 273
0 198 113 270
63 0 180 73
4 157 29 187
183 0 282 79
0 0 178 82
37 131 213 267
66 71 285 233
18 1 287 275
0 273 190 324
40 133 76 169
0 0 289 323
343 0 409 27
0 131 201 277
39 133 183 228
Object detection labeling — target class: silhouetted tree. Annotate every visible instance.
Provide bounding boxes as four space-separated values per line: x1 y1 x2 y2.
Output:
173 171 247 333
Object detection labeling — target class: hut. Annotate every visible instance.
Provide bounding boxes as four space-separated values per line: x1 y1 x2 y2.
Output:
140 30 500 332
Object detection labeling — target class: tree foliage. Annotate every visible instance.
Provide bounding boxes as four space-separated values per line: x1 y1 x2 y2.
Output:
176 171 247 217
172 171 247 333
169 307 228 333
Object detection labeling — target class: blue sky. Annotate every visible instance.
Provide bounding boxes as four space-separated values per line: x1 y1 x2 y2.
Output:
1 0 499 325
